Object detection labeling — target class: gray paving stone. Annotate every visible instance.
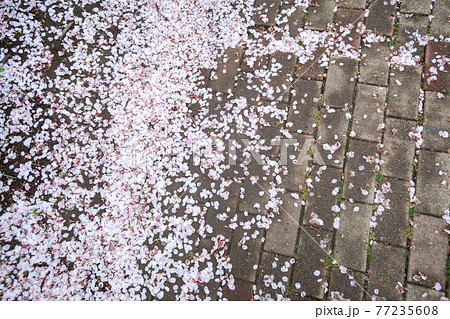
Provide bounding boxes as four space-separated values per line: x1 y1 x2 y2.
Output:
239 175 274 215
430 0 450 37
240 54 269 73
415 151 450 217
396 14 428 57
407 214 448 286
234 71 264 103
340 0 366 9
305 0 335 31
360 41 390 86
366 0 396 36
304 165 341 231
381 118 416 180
222 278 254 300
329 268 365 301
279 134 310 192
343 139 378 204
334 201 372 272
204 205 234 239
400 0 431 15
278 4 306 38
367 243 407 301
255 253 292 299
423 92 450 153
336 8 364 50
288 79 322 135
317 108 349 168
323 57 358 109
387 65 422 120
209 47 243 93
292 229 332 299
230 214 264 282
252 0 281 26
424 41 450 92
352 84 386 143
270 51 297 102
264 192 301 256
406 284 446 301
374 177 411 247
295 46 327 80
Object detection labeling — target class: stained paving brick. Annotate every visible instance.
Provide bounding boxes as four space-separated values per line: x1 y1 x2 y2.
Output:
334 201 372 272
304 165 341 231
374 177 411 247
305 0 335 31
239 175 274 215
222 278 254 300
367 243 407 301
423 92 450 153
407 214 448 286
343 139 379 204
292 229 332 299
317 108 349 168
329 268 366 301
230 214 264 282
209 47 243 93
323 57 358 109
352 84 386 143
430 0 450 37
365 0 396 36
336 8 364 50
400 0 431 15
255 252 292 299
340 0 366 9
381 118 416 180
415 151 450 217
252 0 281 26
295 47 327 80
264 192 301 256
279 134 310 192
360 41 390 86
278 4 306 38
288 79 322 135
396 14 428 57
270 51 297 102
424 41 450 92
387 65 422 120
406 284 446 301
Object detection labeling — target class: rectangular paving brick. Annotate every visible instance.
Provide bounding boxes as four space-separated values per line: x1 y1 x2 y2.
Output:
400 0 431 15
343 139 378 204
336 9 364 50
304 165 341 231
360 41 390 86
222 278 254 301
264 192 301 256
209 47 243 93
352 84 386 143
329 268 366 301
279 134 309 192
317 108 349 168
288 79 321 135
305 0 335 31
255 252 292 299
252 0 281 26
406 284 446 301
423 92 450 153
430 0 450 37
381 118 416 180
270 51 297 102
295 47 327 80
230 214 264 282
374 177 411 247
278 4 306 38
292 229 332 299
334 201 372 272
407 214 448 286
387 66 422 120
239 175 273 215
366 0 396 36
367 243 407 301
396 14 428 57
415 151 450 217
323 57 358 109
340 0 366 9
424 41 450 92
